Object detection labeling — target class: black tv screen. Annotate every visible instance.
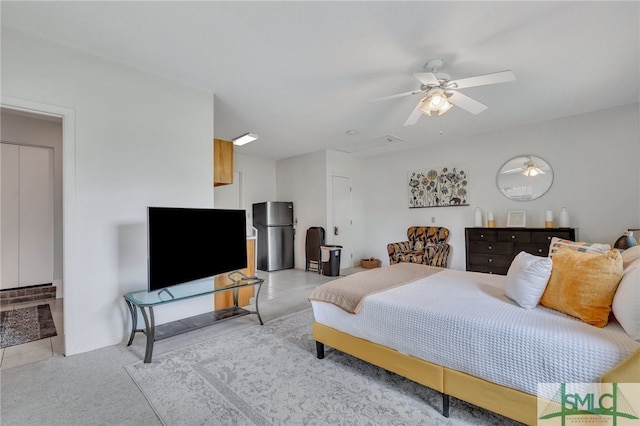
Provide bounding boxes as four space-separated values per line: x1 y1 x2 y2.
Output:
147 207 247 292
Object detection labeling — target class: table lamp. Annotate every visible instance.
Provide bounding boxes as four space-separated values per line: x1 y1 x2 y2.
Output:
613 230 638 250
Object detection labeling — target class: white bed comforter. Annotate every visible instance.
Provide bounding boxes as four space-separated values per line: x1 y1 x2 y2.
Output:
311 268 639 396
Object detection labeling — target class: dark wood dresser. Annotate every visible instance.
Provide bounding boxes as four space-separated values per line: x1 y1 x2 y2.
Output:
465 227 576 275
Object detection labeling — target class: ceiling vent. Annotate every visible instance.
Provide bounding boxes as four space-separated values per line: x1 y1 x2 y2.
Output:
336 134 404 154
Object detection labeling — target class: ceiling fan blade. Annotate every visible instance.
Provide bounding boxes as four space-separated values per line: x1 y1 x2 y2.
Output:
501 167 524 174
448 70 515 89
412 72 439 86
502 164 547 175
447 91 488 115
369 89 426 103
404 100 425 126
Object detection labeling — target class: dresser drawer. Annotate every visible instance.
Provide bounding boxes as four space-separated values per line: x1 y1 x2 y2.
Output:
514 243 550 257
497 230 531 243
468 241 513 255
469 253 512 269
466 229 497 241
531 231 573 244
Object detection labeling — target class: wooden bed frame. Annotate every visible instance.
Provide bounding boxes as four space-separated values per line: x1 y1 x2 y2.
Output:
313 321 640 425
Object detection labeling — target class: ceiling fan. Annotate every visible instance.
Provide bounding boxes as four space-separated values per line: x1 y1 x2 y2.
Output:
501 157 546 176
370 58 515 126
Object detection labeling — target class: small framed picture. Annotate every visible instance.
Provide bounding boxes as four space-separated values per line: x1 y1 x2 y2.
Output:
507 210 526 227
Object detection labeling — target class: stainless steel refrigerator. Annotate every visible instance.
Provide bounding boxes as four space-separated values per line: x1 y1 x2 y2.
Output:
253 201 294 271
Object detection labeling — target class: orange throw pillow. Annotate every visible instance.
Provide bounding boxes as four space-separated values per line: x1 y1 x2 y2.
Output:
540 247 623 327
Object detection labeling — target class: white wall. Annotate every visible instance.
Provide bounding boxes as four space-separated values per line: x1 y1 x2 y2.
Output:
358 103 640 270
271 104 639 274
2 29 215 355
233 152 277 225
276 150 327 270
272 150 365 271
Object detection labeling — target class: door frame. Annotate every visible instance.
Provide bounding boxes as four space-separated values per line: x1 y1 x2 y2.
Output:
1 96 76 355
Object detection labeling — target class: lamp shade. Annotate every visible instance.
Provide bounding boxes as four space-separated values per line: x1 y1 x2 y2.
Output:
419 89 452 116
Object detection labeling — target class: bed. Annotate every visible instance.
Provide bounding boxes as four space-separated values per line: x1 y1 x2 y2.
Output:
309 259 640 425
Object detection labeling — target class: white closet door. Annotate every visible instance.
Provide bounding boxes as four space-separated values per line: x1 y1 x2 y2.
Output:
19 145 54 286
1 143 20 288
0 143 54 288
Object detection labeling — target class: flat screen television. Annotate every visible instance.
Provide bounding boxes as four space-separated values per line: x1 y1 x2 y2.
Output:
147 207 247 292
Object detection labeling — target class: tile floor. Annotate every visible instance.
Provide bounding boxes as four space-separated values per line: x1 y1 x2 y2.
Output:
0 267 359 370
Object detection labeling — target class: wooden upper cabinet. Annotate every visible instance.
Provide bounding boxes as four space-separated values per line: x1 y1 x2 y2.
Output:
213 138 233 186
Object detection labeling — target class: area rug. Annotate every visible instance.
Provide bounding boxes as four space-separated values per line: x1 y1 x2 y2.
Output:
126 308 521 425
0 304 57 349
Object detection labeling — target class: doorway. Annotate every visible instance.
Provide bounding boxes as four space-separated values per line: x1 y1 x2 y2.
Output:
331 175 353 269
0 99 74 362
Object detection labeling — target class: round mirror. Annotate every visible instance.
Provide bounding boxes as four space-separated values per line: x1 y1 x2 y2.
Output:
496 155 553 201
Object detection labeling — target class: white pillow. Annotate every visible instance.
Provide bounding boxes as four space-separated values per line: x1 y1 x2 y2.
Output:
621 245 640 272
612 265 640 340
504 251 553 309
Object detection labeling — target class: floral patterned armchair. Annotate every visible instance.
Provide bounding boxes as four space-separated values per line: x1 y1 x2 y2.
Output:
387 226 451 267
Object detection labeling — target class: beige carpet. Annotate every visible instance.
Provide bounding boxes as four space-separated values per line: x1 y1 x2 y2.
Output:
127 308 522 425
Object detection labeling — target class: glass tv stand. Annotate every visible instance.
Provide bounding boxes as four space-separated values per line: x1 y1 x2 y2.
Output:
123 271 264 363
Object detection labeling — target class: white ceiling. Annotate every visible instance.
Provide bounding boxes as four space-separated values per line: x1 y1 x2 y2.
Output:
2 1 639 160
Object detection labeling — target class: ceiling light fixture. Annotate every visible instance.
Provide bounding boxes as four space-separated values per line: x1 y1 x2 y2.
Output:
232 132 259 146
521 160 545 177
419 88 453 116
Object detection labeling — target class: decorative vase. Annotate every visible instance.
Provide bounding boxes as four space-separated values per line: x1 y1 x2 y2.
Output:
487 212 495 228
545 210 554 228
474 207 483 227
559 207 570 228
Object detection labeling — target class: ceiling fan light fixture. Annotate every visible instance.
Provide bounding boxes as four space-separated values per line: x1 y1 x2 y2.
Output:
521 160 545 176
438 97 453 114
377 59 515 125
420 89 453 116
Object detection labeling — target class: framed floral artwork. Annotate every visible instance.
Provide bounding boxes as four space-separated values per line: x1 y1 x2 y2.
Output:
408 164 469 208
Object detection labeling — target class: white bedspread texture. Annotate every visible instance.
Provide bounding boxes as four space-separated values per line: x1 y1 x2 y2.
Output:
311 268 639 396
